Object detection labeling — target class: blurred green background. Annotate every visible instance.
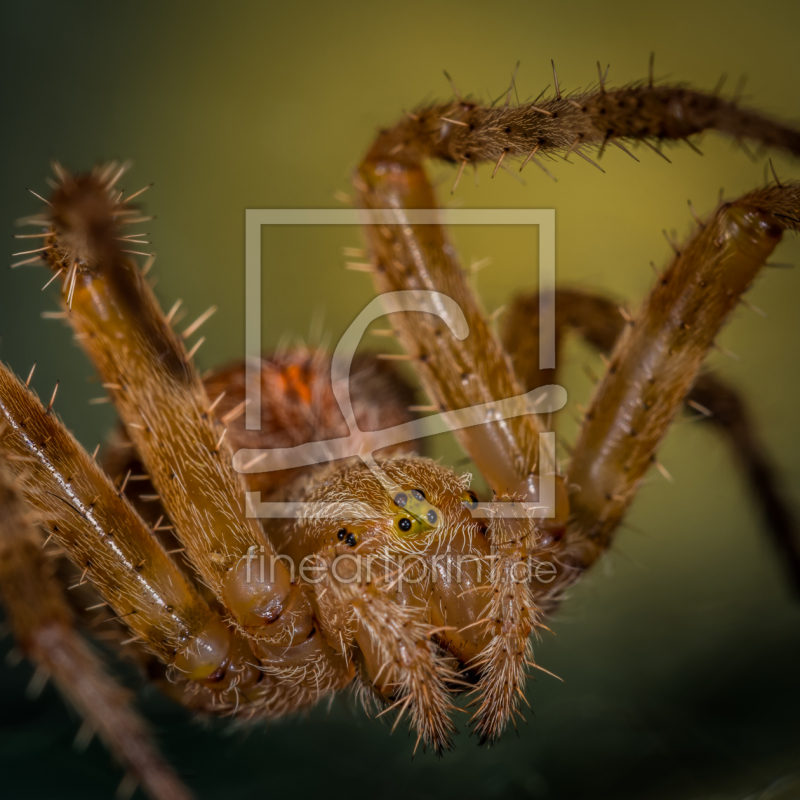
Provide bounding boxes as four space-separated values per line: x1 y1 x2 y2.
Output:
2 1 800 798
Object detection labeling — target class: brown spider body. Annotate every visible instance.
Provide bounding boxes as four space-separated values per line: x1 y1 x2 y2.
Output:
1 68 800 799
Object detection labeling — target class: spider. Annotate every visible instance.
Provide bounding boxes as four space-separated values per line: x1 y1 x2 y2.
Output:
1 63 800 800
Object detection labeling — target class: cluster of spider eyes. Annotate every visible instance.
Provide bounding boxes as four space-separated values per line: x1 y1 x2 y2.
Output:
390 487 443 539
393 489 438 526
334 488 482 547
336 528 358 547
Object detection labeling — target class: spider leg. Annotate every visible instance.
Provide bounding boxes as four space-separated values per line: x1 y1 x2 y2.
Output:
355 71 800 580
467 503 540 744
355 157 546 501
38 170 302 639
352 163 567 739
354 70 800 535
315 562 457 754
419 518 547 745
0 459 194 800
364 79 800 171
564 185 800 574
353 73 800 743
503 289 625 398
0 361 243 681
26 167 351 695
0 359 290 717
687 372 800 593
503 289 800 594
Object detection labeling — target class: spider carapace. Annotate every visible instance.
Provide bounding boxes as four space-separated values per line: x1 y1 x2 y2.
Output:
1 64 800 800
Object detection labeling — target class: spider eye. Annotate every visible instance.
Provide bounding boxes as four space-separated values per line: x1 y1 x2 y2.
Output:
336 528 347 541
345 532 358 547
391 489 441 537
462 491 479 511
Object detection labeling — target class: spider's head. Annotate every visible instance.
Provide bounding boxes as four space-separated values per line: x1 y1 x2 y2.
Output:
302 458 488 559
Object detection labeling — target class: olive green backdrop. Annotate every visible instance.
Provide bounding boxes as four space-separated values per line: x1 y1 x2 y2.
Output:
1 1 799 798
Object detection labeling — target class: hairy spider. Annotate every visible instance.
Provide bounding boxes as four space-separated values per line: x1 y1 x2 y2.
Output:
1 64 800 800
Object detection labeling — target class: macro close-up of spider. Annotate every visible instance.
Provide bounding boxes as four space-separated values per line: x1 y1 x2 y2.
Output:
3 3 800 800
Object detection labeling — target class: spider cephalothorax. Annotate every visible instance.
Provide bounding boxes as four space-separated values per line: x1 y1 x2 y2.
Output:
1 65 800 800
